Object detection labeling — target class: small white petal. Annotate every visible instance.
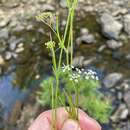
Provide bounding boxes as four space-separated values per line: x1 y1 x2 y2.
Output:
71 65 74 69
95 76 99 80
78 70 82 74
81 68 84 71
91 75 95 79
76 68 79 72
75 79 78 83
84 72 88 75
85 76 89 80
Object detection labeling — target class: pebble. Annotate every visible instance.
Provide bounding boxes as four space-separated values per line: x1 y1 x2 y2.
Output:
80 28 89 35
9 101 22 125
0 40 7 53
0 55 5 65
0 28 9 39
76 34 95 45
117 91 123 100
60 0 67 8
0 67 2 75
15 47 24 53
124 90 130 111
4 51 12 60
111 104 128 122
100 13 123 39
103 73 123 88
97 45 106 52
43 4 55 11
106 40 123 50
126 54 130 60
9 37 23 51
83 57 96 66
73 56 85 67
0 17 10 28
124 14 130 35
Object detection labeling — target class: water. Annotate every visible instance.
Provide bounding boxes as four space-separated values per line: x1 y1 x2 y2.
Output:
0 74 29 119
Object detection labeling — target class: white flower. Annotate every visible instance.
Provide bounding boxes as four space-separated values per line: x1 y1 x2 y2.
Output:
85 76 89 80
74 79 78 83
83 69 99 81
81 68 85 71
78 70 82 74
62 65 71 72
71 65 74 69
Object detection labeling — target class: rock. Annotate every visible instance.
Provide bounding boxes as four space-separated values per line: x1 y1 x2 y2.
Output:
113 0 128 6
112 51 124 60
43 4 55 11
83 57 96 66
120 80 130 90
17 103 40 130
103 73 123 88
9 101 22 125
0 55 5 65
120 108 129 120
106 40 123 50
124 14 130 35
4 51 12 60
126 54 130 60
110 104 128 122
73 56 85 67
0 28 9 39
0 67 2 75
117 91 123 100
13 24 25 32
97 45 106 52
100 13 123 39
15 46 24 53
112 8 128 16
17 43 24 48
124 90 130 111
9 37 23 51
82 5 94 12
0 18 10 28
80 28 89 35
0 40 7 53
76 34 95 45
60 0 67 8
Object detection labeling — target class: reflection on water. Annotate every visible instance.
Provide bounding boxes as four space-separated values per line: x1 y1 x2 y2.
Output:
0 74 29 119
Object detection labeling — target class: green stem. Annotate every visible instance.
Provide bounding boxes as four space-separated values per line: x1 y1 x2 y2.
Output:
66 50 69 65
63 10 71 42
58 48 63 69
76 85 79 120
51 48 57 71
70 10 74 65
51 84 55 129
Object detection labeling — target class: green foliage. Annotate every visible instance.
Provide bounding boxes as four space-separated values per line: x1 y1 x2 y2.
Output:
37 68 111 123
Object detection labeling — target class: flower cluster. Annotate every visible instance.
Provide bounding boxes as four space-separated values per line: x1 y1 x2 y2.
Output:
84 69 99 81
62 65 99 83
62 65 72 72
45 41 55 49
69 73 80 83
36 12 53 22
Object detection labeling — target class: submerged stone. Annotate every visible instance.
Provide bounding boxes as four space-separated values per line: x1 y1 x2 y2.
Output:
106 40 123 50
103 73 123 88
124 14 130 35
100 13 123 39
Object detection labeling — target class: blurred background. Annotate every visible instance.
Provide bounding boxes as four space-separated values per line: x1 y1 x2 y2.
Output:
0 0 130 130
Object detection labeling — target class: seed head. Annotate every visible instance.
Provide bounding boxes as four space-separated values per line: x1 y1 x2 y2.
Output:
45 41 55 49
